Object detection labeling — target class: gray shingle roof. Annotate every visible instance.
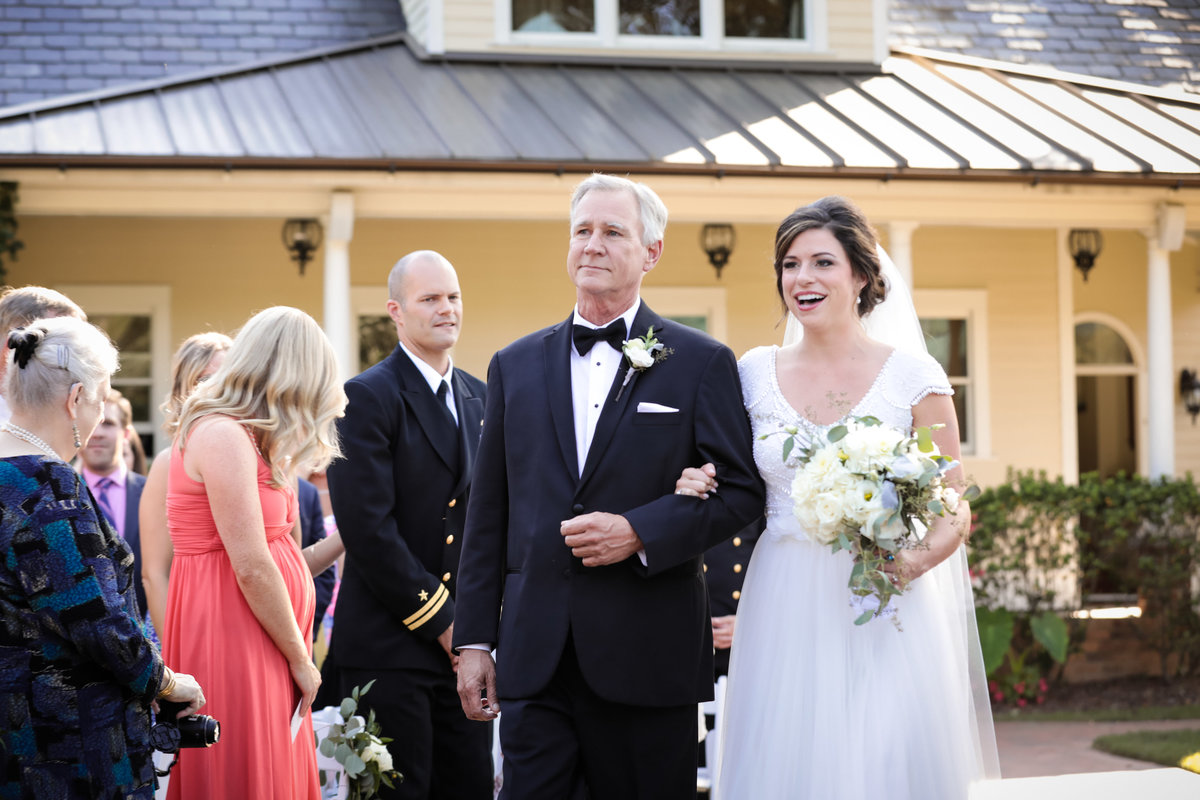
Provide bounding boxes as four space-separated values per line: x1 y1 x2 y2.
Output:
0 0 405 109
2 36 1198 185
889 0 1200 94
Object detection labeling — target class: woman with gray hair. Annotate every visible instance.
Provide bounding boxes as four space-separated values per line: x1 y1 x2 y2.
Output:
0 316 205 800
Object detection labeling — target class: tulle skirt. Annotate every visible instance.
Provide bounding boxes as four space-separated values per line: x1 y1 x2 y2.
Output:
714 529 999 800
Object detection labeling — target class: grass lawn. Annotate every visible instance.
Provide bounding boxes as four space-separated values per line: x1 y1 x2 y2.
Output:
993 705 1200 722
1093 729 1200 774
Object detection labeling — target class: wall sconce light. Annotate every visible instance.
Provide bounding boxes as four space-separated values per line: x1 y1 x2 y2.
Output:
1069 229 1103 282
701 223 736 279
1182 369 1200 425
282 218 323 276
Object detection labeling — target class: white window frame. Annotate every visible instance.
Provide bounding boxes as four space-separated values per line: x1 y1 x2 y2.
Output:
914 289 990 458
55 284 172 446
640 286 727 342
496 0 826 53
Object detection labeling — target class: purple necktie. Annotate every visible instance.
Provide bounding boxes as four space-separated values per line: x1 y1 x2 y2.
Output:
95 477 118 530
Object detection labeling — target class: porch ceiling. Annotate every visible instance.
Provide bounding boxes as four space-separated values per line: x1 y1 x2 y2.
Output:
1 35 1199 187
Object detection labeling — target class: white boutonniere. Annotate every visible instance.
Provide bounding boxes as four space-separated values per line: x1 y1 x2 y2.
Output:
616 327 672 401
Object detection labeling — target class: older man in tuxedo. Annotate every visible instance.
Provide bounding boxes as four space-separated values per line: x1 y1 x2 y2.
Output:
328 251 492 800
454 174 764 799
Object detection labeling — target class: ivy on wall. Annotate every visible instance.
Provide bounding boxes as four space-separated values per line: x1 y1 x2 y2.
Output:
0 182 25 284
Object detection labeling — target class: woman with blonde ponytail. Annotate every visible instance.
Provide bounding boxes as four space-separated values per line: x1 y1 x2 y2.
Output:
163 307 347 800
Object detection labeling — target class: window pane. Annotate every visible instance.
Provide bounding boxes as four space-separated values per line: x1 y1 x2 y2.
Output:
359 315 397 372
113 383 151 425
619 0 699 35
725 0 804 39
921 318 968 377
91 314 151 353
513 0 594 32
1075 322 1133 365
951 383 969 447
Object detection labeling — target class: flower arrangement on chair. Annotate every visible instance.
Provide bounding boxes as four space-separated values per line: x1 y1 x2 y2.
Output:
317 681 402 800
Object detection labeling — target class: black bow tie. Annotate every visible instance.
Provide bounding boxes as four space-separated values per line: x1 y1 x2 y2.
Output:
572 320 627 356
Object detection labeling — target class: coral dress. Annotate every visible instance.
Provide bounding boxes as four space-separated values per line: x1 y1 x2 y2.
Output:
163 435 319 800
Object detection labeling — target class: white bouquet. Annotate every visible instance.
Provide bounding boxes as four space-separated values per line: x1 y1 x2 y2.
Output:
780 415 972 625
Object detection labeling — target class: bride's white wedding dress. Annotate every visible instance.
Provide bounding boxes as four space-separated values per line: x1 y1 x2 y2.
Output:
715 345 1000 800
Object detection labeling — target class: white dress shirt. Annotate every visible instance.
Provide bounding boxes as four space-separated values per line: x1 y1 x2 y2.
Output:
570 299 640 475
397 341 457 424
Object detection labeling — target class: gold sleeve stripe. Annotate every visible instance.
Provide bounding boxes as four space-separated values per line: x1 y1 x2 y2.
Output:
404 584 449 631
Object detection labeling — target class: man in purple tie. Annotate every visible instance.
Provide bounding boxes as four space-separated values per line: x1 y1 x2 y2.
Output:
79 389 149 618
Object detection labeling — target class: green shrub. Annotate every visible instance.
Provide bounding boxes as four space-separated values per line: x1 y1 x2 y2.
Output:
969 470 1200 686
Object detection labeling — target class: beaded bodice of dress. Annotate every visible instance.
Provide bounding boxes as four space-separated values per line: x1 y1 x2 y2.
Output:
738 345 952 541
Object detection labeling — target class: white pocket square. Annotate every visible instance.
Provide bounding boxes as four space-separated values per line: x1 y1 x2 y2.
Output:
637 402 679 414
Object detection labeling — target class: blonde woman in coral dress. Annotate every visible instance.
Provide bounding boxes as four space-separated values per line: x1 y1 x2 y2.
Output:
163 307 347 800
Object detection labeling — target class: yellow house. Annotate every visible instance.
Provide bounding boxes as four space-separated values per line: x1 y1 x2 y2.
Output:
1 0 1198 493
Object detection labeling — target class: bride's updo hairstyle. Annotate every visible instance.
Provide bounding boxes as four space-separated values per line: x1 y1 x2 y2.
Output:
773 196 887 319
175 306 346 487
5 316 118 413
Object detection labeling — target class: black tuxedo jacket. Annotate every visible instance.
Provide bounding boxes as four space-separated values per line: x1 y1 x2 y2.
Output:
327 345 486 671
454 304 765 707
123 471 147 617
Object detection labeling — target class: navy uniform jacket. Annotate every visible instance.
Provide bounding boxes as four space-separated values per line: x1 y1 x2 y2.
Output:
328 346 485 672
454 304 765 707
704 518 762 677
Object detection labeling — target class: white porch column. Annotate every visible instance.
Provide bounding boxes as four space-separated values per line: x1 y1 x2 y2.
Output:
884 221 918 290
323 191 355 382
1145 203 1184 478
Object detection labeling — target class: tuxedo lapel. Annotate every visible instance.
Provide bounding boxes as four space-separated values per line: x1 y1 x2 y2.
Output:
391 351 459 473
543 317 579 478
578 304 664 488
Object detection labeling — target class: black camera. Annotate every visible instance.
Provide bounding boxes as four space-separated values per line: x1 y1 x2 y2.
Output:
150 700 220 754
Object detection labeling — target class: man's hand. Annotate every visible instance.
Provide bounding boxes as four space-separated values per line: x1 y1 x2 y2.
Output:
437 623 460 672
457 649 500 721
561 512 643 567
712 614 736 650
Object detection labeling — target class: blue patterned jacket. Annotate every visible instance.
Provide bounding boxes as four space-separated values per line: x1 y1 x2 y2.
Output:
0 456 165 800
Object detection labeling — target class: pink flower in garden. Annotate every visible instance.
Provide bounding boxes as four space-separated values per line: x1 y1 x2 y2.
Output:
1038 678 1048 692
1014 682 1025 694
992 691 1004 703
1017 698 1027 708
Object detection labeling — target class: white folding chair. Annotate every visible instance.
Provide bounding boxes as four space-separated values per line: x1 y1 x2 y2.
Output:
696 676 728 794
311 705 346 800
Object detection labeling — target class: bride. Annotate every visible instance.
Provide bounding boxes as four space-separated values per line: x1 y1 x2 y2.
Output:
676 197 999 798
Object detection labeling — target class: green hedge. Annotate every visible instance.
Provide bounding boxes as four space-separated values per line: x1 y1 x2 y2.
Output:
969 470 1200 692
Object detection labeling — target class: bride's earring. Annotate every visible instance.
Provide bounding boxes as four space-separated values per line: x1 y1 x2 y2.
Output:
72 422 81 449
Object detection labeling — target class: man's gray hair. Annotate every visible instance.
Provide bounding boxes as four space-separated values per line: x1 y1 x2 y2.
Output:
570 174 668 246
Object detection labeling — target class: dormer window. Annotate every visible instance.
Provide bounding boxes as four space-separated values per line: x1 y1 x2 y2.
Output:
504 0 817 50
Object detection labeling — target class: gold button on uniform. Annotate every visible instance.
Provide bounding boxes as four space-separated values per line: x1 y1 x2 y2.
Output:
733 563 743 573
448 499 457 508
732 537 742 547
732 590 741 600
703 564 708 572
445 535 454 545
442 572 451 582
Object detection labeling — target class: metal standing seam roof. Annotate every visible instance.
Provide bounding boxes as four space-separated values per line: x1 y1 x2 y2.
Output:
1 34 1199 185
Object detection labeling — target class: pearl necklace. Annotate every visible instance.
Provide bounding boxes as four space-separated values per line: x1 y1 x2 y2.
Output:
1 423 62 460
